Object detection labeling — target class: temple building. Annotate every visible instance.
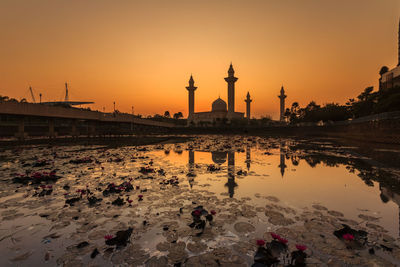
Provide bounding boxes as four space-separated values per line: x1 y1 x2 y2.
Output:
186 64 252 125
380 19 400 90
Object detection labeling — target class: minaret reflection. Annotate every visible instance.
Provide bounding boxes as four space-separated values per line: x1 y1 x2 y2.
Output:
246 143 251 171
225 151 238 198
278 142 287 177
188 150 195 188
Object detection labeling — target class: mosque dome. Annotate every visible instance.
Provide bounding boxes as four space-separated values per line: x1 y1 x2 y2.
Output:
211 97 227 112
211 151 227 164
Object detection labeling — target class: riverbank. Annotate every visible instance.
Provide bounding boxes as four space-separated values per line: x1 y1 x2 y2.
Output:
0 135 191 148
171 116 400 145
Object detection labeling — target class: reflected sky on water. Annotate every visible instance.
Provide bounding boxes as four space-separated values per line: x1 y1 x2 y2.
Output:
151 140 400 237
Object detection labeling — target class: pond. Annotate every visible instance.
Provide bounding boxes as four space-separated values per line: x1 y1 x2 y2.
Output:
0 135 400 266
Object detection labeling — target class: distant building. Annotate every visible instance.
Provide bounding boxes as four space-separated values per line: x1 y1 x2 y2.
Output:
186 64 250 125
245 92 252 121
278 86 287 122
380 19 400 90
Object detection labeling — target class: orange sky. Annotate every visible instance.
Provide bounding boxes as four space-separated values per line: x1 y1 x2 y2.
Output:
0 0 399 119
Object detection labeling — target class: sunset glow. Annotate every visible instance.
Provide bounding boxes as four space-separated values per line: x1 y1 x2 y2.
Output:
0 0 399 119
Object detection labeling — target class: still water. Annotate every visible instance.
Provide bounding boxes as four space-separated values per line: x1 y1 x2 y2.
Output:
151 142 399 237
0 136 399 266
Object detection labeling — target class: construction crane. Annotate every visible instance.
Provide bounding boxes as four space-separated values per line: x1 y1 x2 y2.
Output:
29 86 36 103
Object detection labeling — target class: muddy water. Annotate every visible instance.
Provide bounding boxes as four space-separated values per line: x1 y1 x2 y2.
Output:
0 135 400 266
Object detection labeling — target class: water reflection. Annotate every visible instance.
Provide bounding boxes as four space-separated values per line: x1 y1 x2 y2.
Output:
226 152 237 198
211 151 227 165
279 142 287 177
246 143 251 171
188 150 195 188
3 137 400 266
177 139 400 236
380 185 400 237
187 150 238 197
186 141 400 207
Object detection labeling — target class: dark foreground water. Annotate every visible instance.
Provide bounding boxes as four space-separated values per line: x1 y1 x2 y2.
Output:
0 135 400 266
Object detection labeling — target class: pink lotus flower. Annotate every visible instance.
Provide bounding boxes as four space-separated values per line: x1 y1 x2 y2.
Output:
342 233 354 241
296 244 307 251
278 237 288 244
127 199 133 204
256 239 266 246
210 210 217 215
32 172 42 179
193 210 201 216
46 185 53 189
270 233 281 240
104 235 113 240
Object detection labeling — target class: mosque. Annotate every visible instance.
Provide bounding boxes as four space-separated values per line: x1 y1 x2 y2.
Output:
186 64 252 125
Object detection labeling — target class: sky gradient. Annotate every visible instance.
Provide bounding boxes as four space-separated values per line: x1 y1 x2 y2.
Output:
0 0 399 119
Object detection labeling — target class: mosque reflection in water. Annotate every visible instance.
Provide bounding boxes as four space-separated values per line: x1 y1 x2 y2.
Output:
188 144 255 198
186 141 400 231
187 142 292 198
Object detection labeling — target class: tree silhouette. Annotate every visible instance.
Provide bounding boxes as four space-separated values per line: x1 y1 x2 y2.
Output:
379 66 389 76
173 112 183 119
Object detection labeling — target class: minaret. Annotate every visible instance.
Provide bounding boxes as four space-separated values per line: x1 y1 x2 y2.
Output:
245 92 252 121
224 63 238 118
186 75 197 121
278 86 287 122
